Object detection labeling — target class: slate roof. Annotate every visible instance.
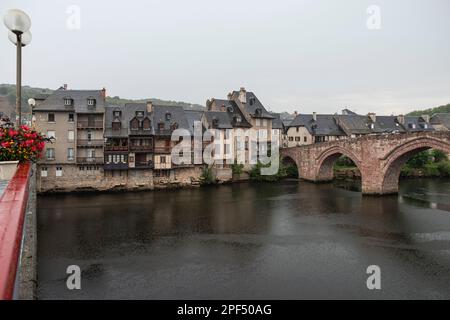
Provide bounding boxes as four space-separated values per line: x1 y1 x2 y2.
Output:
153 105 190 136
270 113 284 130
403 116 434 132
33 88 105 114
375 116 405 133
232 91 273 119
336 115 384 135
430 113 450 129
212 99 252 128
184 110 204 134
204 111 233 129
289 114 346 136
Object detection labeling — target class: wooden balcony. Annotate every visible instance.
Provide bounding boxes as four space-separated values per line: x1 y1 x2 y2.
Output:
129 145 153 152
103 162 129 170
105 145 129 152
77 121 103 129
133 161 154 169
77 139 104 147
154 146 172 153
76 157 104 164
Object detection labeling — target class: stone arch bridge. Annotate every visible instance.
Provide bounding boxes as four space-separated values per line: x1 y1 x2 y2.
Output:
280 131 450 195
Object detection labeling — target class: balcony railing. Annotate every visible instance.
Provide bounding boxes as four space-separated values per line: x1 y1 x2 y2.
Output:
77 139 104 147
77 121 103 129
76 157 104 164
130 145 153 152
104 145 129 152
154 146 172 153
103 162 129 170
134 161 154 169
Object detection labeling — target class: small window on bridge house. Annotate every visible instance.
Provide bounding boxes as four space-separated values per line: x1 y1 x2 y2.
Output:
130 118 139 130
56 166 63 177
41 167 48 177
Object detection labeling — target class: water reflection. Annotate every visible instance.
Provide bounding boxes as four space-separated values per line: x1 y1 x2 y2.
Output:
37 179 450 299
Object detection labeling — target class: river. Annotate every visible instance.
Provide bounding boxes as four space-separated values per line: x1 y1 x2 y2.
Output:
36 178 450 299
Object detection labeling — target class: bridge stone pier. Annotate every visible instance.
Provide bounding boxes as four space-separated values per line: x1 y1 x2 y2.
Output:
280 132 450 195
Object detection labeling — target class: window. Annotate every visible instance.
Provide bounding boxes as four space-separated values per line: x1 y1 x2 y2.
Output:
130 118 139 130
289 137 293 141
46 148 55 160
87 131 93 141
112 121 121 130
64 98 72 106
67 148 74 160
296 127 299 132
48 113 55 122
158 123 165 131
256 119 261 126
41 167 48 177
304 136 307 142
295 137 300 141
136 111 144 117
165 112 171 121
56 166 63 177
87 98 96 106
87 149 96 158
68 130 74 141
160 156 166 164
68 113 74 122
47 130 56 139
113 111 121 117
142 118 151 130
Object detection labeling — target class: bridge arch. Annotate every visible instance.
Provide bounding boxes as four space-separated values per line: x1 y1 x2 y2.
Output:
281 155 299 178
380 137 450 194
315 146 363 182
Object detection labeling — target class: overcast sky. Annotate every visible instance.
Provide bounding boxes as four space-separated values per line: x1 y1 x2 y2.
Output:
1 0 449 115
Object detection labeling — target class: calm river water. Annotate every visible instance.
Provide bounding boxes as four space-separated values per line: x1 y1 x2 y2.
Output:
37 179 450 299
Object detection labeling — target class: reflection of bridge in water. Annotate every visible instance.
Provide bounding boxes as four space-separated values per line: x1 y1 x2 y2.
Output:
280 131 450 195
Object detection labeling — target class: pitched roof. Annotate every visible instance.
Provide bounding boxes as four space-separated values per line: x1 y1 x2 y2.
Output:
184 110 204 134
153 105 190 135
204 111 233 129
430 113 450 129
374 116 405 133
403 116 434 132
270 113 284 129
335 114 383 135
33 88 105 114
211 99 252 128
289 114 346 136
231 91 274 119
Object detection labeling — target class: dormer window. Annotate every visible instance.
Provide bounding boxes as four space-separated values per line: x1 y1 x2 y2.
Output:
64 98 73 106
212 117 219 127
136 111 144 117
158 122 165 131
142 117 151 130
423 124 428 129
113 110 121 118
130 118 139 130
249 97 255 106
87 98 96 106
255 108 262 116
234 115 242 123
368 123 374 130
227 106 234 113
112 120 121 131
165 112 171 121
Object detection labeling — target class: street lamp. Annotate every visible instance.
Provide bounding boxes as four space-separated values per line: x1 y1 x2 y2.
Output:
3 9 32 127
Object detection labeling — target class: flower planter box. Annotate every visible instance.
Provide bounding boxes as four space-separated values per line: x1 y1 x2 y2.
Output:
0 161 19 180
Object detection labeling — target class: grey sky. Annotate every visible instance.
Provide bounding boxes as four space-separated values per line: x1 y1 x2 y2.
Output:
1 0 449 115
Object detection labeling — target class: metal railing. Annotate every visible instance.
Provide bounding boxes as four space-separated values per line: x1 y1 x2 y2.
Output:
0 163 31 300
129 145 153 152
104 145 129 152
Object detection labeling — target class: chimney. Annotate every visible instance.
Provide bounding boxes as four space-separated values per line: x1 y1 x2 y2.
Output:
397 114 405 125
368 112 376 123
227 92 232 100
101 87 106 101
312 112 317 121
146 101 153 113
238 87 246 104
63 84 67 90
421 114 430 123
293 111 298 117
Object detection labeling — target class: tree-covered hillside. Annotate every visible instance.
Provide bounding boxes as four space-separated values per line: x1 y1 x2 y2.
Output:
407 103 450 116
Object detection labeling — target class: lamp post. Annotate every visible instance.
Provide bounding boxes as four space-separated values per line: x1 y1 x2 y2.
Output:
3 9 32 127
